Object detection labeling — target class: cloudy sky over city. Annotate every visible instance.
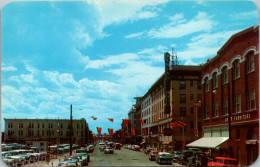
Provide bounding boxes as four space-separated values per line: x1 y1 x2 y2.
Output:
1 0 259 133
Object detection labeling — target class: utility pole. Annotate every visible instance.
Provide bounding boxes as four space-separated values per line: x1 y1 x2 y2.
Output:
70 104 73 155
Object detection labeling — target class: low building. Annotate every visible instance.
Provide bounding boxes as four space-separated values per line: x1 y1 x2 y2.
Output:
4 118 89 145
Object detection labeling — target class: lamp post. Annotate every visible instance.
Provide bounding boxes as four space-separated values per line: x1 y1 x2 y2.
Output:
70 104 73 155
57 123 60 158
156 117 161 151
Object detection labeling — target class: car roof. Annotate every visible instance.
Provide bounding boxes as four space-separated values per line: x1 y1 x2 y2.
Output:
215 157 237 161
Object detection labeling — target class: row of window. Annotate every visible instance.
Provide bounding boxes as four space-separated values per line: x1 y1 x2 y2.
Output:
142 108 151 118
7 130 84 137
204 53 255 92
8 122 84 129
204 89 256 119
141 97 151 110
179 80 201 90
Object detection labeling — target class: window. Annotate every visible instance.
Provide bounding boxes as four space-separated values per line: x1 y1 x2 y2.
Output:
180 94 186 103
222 67 228 84
234 94 241 113
8 123 13 128
180 107 186 117
190 107 194 114
42 130 44 136
18 123 23 128
190 80 193 87
190 94 193 100
38 123 40 128
236 128 240 140
197 81 201 89
213 102 218 117
246 54 255 73
198 94 202 102
247 89 256 110
204 78 209 92
204 104 209 119
42 123 44 128
222 98 229 115
233 60 240 79
212 72 218 89
179 81 186 90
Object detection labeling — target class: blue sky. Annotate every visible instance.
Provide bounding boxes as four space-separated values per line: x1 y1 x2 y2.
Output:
1 0 259 134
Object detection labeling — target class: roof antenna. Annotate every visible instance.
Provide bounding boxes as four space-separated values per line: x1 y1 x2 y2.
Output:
171 47 179 66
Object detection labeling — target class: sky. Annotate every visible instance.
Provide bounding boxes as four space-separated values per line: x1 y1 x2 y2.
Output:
1 0 259 134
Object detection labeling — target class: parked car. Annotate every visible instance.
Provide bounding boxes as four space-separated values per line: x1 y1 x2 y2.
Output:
58 160 79 166
133 145 140 151
155 152 173 164
87 145 95 153
149 151 159 161
208 157 238 166
71 154 88 166
115 143 121 150
179 150 194 165
104 146 114 154
145 147 153 154
172 151 182 162
74 152 90 163
2 152 15 167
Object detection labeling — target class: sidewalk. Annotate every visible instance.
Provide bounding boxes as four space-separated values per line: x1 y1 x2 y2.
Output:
25 153 70 167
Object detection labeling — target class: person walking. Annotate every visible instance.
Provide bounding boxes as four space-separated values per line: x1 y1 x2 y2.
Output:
45 152 50 165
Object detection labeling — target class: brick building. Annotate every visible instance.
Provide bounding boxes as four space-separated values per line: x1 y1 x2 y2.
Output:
199 25 259 166
148 65 202 152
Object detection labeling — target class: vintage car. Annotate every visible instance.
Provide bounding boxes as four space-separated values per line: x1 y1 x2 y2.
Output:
208 157 238 166
155 152 173 164
149 151 159 161
6 150 31 164
179 149 194 165
172 151 182 162
115 143 121 150
74 152 90 163
104 146 114 154
87 145 95 153
145 147 153 154
72 153 89 166
2 152 15 166
133 145 140 151
58 160 79 166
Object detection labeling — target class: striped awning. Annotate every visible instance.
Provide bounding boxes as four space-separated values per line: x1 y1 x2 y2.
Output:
186 137 229 149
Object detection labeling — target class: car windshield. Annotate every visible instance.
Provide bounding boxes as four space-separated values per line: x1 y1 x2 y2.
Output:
225 160 237 165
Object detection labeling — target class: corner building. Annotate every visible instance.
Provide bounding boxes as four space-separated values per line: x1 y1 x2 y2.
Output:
201 25 259 166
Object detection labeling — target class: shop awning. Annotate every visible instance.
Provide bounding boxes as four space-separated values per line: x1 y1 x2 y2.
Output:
162 141 170 145
186 137 229 149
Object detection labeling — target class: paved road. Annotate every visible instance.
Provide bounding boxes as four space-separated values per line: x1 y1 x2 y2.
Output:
89 147 181 166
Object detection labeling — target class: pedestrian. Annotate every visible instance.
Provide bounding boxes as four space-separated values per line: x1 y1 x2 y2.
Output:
45 152 50 165
200 153 208 167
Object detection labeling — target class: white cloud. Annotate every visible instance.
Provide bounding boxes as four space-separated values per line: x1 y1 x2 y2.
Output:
147 12 217 38
1 65 17 71
229 10 258 20
125 32 144 39
177 29 241 60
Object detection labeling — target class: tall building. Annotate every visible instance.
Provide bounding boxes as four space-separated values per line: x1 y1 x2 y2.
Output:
4 118 89 144
148 65 202 152
190 25 259 166
141 93 152 146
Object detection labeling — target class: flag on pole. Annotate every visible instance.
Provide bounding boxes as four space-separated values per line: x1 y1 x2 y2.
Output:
141 119 145 125
97 127 102 135
91 116 97 120
123 119 130 127
108 118 114 122
131 129 135 136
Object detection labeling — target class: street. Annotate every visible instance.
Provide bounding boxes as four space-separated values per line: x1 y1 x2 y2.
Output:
89 147 181 166
23 146 182 166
